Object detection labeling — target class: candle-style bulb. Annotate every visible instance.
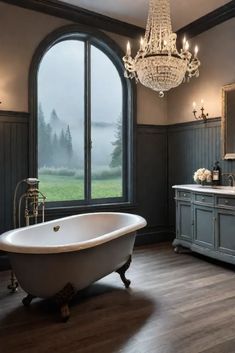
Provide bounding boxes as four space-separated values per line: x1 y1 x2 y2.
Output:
201 99 204 108
185 41 189 51
194 45 199 57
193 101 196 110
140 37 144 51
183 36 186 49
126 41 131 57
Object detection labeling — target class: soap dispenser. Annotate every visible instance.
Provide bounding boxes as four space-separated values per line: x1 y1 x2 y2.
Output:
212 161 221 186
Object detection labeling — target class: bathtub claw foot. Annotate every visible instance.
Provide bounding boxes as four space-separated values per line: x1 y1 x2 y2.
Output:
54 283 76 322
7 271 18 293
22 294 36 307
116 256 132 288
60 304 70 322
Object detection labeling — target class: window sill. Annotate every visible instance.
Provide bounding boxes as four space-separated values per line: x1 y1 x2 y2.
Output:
44 201 137 220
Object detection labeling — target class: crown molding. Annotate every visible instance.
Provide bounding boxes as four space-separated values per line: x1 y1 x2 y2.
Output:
177 1 235 39
1 0 235 39
0 0 143 38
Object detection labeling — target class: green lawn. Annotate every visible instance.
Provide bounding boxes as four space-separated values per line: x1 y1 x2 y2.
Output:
39 174 122 201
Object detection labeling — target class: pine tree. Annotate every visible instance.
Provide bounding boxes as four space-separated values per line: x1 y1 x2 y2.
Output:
59 128 66 149
65 125 73 159
52 133 58 150
50 109 59 124
38 103 53 167
110 116 122 168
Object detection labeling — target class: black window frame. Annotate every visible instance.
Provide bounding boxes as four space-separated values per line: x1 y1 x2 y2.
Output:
29 24 135 212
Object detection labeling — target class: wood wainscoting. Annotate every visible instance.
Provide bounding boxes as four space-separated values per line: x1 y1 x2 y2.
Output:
0 111 29 235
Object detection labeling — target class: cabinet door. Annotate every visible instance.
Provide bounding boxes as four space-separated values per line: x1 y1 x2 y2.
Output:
216 210 235 255
194 205 214 248
176 201 192 241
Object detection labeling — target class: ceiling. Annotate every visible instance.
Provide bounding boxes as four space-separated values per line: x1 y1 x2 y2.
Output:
59 0 231 31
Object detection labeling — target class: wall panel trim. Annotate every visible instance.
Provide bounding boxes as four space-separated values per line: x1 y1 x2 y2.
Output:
0 110 29 123
167 117 221 132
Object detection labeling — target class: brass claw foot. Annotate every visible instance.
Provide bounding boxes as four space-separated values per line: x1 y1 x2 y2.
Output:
60 304 70 322
7 271 18 293
54 283 76 322
22 294 36 307
116 255 132 288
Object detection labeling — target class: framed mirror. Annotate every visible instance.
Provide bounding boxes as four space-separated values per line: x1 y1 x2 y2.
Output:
222 83 235 159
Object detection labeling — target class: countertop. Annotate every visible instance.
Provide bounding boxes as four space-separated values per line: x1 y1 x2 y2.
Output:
172 184 235 196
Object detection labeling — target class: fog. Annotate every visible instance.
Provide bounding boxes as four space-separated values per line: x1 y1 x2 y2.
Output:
38 40 122 169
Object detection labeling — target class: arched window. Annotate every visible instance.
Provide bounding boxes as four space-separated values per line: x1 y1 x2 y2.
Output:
30 25 134 208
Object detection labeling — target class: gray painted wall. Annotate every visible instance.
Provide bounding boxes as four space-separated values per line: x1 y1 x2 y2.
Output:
167 18 235 124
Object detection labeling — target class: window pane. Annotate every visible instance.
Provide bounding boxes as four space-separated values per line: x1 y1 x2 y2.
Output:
38 40 85 201
90 45 123 199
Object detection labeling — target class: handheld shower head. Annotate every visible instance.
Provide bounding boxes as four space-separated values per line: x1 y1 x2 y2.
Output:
25 178 40 186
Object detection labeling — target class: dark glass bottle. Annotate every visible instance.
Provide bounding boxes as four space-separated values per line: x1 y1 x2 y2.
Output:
212 161 221 186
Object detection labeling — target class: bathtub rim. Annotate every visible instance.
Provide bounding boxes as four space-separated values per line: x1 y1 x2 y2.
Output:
0 212 147 254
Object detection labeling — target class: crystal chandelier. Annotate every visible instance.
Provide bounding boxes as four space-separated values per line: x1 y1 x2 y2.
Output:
123 0 200 97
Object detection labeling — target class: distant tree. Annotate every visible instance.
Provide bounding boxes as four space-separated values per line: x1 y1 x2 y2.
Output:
56 125 74 167
50 109 60 125
38 106 76 168
110 116 122 168
38 103 53 167
51 133 59 166
59 128 66 149
65 125 73 160
52 133 59 150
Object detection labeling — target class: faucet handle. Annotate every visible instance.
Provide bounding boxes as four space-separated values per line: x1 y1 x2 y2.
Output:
227 173 235 187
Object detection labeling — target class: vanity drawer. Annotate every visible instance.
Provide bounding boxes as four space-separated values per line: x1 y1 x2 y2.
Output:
194 193 213 204
217 197 235 208
178 191 191 200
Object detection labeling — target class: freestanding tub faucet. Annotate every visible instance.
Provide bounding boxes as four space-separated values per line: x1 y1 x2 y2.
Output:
8 178 46 292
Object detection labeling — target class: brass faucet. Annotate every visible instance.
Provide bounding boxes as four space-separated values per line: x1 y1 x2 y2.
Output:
223 173 235 187
228 174 235 187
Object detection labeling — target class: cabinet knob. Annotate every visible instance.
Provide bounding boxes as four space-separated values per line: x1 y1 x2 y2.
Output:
225 200 229 204
202 197 205 201
183 193 186 197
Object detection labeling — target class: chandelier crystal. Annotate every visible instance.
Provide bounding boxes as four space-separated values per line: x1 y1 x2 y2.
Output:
123 0 200 97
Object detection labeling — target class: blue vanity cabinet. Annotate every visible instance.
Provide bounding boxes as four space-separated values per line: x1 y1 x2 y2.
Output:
175 190 192 243
193 192 215 248
176 200 192 241
193 204 215 248
216 209 235 255
173 185 235 265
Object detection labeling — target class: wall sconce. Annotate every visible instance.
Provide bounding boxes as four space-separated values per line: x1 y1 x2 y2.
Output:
192 99 209 121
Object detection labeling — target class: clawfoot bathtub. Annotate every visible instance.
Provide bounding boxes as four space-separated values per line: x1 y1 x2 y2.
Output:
0 212 146 321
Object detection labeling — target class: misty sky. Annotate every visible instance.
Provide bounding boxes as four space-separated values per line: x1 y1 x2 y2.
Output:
37 39 123 168
38 39 122 125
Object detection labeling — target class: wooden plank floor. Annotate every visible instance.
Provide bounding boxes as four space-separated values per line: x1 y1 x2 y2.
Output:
1 243 235 353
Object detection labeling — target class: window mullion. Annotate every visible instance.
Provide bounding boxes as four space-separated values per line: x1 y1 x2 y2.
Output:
84 40 91 202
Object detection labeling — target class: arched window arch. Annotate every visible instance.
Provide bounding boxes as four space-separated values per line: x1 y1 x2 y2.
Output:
29 25 134 208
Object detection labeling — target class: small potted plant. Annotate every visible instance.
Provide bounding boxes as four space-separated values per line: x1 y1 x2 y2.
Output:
193 168 212 186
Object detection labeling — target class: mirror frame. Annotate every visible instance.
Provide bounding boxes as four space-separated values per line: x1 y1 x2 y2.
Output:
221 82 235 159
